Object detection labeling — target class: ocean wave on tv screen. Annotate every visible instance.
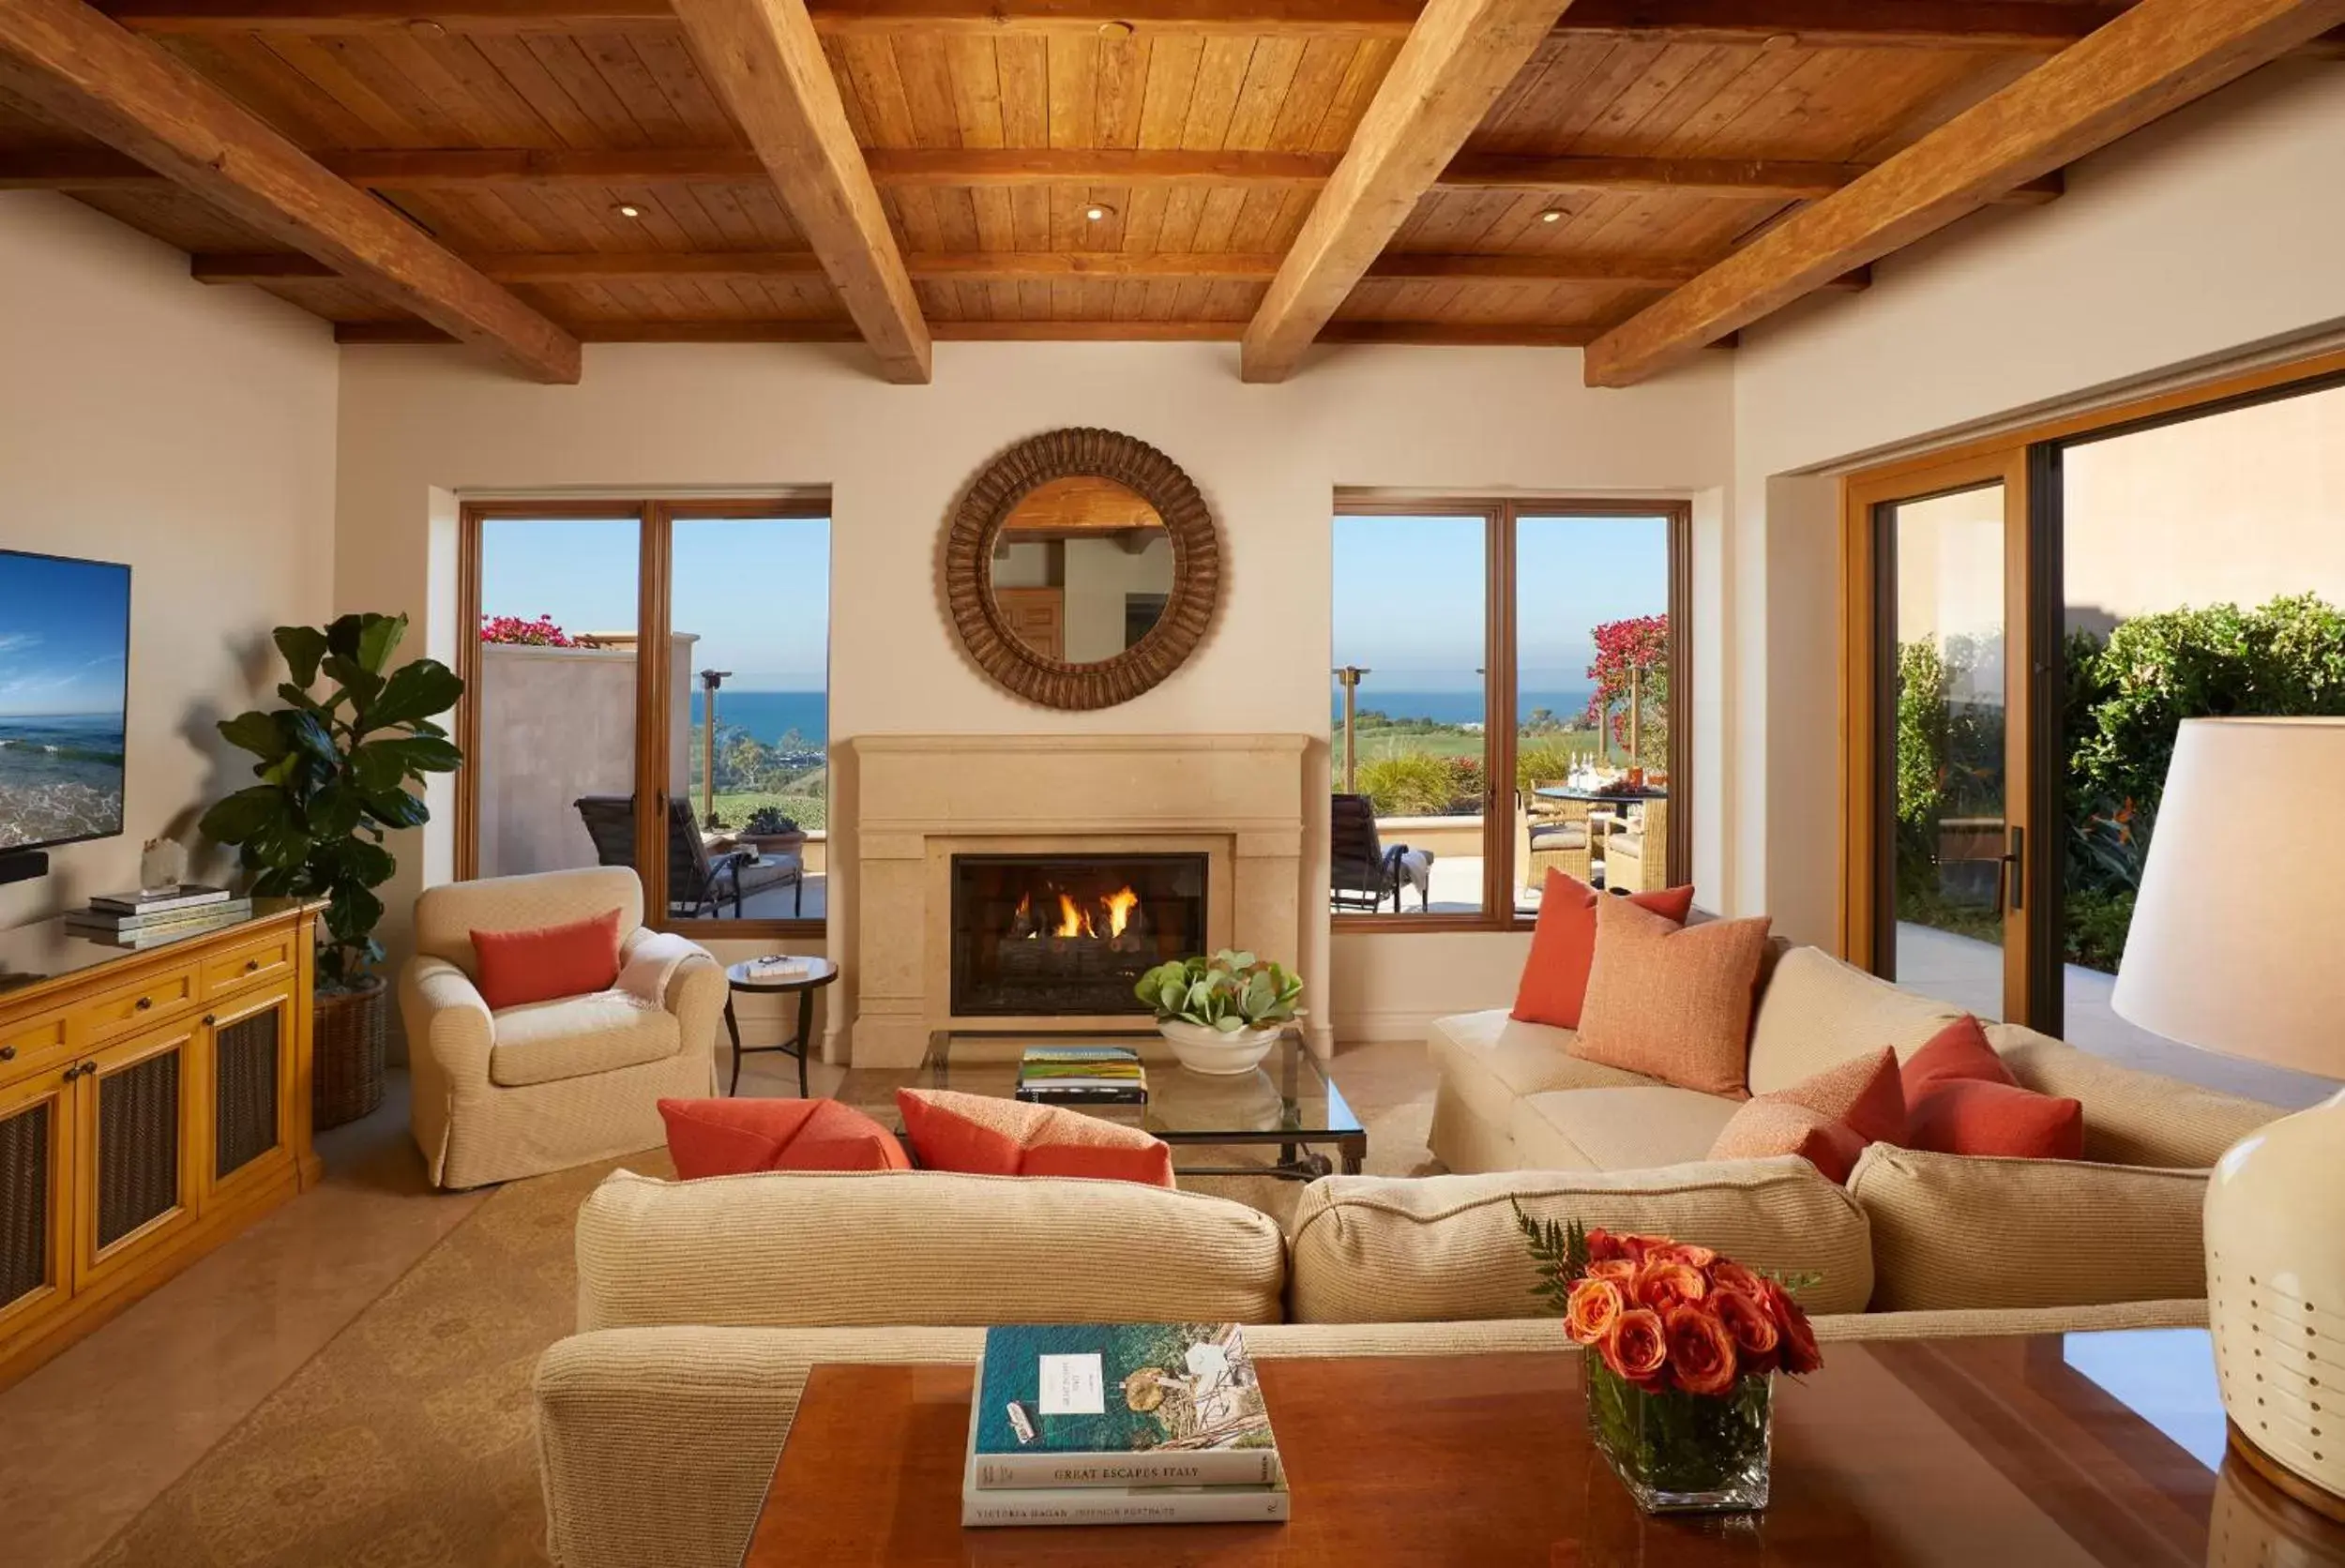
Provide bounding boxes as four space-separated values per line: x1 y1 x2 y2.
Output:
0 715 126 847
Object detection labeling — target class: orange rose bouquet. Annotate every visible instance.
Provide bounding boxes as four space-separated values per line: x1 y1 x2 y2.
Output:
1514 1206 1823 1514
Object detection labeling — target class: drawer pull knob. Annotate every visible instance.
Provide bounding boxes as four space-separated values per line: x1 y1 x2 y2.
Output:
63 1065 76 1083
135 996 153 1011
0 1045 14 1061
203 1014 217 1027
245 959 260 972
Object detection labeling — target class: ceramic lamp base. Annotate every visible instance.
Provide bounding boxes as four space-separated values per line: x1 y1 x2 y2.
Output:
2206 1088 2345 1519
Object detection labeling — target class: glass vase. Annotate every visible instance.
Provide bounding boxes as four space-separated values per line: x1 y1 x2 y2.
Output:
1585 1362 1772 1514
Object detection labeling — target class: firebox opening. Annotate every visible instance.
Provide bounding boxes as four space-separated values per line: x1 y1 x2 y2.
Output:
950 852 1208 1018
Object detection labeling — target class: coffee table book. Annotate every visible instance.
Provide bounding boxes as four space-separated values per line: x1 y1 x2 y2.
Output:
961 1410 1292 1527
971 1323 1282 1490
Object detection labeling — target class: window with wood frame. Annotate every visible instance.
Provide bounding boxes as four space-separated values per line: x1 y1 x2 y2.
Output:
459 498 832 938
1331 500 1689 930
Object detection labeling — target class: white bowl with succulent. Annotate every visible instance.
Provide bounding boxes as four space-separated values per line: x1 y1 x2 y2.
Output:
1135 951 1305 1075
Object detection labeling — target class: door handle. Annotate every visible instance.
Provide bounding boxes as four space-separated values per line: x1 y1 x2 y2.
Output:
2004 825 2025 913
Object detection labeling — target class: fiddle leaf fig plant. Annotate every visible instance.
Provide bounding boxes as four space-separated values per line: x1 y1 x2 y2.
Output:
1135 950 1305 1033
200 613 464 991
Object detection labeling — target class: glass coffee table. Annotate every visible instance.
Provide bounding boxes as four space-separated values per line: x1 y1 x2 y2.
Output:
839 1029 1365 1181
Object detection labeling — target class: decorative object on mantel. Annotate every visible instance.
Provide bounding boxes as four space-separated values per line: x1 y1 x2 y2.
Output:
1517 1206 1823 1514
2113 716 2345 1521
1137 950 1303 1075
943 427 1221 710
200 613 464 1129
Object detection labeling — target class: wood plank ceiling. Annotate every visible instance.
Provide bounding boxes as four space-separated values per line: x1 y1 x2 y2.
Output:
2 1 2337 382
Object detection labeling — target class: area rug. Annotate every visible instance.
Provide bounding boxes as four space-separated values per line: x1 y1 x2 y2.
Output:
87 1149 674 1568
88 1045 1437 1567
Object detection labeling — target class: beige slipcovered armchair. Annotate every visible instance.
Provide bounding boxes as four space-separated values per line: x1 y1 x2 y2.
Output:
401 867 725 1189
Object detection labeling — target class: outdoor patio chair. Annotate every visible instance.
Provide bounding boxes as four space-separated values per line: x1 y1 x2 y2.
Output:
572 794 782 919
1330 792 1409 913
1518 785 1597 887
1603 799 1669 894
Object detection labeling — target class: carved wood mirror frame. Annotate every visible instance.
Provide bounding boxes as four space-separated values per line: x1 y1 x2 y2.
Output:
944 427 1221 710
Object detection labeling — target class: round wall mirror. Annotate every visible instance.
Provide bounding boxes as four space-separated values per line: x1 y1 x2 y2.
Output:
945 429 1220 709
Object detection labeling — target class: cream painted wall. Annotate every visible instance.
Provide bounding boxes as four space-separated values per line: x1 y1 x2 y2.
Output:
1723 60 2345 943
0 193 338 929
334 341 1732 1051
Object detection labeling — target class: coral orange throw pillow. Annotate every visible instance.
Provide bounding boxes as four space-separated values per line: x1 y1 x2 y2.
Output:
1571 898 1772 1098
658 1096 911 1178
1902 1016 2084 1160
1709 1048 1906 1184
470 909 623 1010
1511 871 1698 1030
896 1088 1175 1188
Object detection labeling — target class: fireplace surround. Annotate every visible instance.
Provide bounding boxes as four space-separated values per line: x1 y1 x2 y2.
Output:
847 734 1310 1065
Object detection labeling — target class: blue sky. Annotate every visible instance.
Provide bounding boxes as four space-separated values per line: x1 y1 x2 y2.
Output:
0 552 130 719
480 517 832 690
1332 513 1670 694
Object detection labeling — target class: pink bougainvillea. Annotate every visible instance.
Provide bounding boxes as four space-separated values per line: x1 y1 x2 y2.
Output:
1585 614 1670 759
481 613 578 647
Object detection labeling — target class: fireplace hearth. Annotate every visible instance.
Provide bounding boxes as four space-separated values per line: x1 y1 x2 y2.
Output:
950 852 1206 1018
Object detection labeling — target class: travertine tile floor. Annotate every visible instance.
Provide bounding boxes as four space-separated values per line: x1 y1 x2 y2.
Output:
0 1039 1436 1567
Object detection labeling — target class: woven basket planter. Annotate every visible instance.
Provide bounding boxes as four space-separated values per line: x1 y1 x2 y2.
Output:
313 976 388 1130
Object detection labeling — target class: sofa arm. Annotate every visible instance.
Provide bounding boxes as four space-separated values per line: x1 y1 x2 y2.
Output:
537 1326 986 1568
399 957 493 1083
1989 1024 2276 1168
619 928 726 1060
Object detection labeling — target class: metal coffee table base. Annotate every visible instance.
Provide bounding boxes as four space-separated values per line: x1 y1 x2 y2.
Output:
1161 1129 1368 1182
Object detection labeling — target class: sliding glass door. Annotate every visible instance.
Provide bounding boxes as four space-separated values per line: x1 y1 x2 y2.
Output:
1846 452 2049 1023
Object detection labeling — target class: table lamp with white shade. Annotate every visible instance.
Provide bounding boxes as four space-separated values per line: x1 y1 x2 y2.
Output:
2113 716 2345 1519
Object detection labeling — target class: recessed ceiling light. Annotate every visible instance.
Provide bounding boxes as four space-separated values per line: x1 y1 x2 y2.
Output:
1085 204 1115 222
1097 19 1135 37
613 203 643 219
1538 208 1564 223
406 18 448 39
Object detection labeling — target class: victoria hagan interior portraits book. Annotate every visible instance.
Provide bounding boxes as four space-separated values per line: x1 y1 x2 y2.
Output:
969 1322 1282 1492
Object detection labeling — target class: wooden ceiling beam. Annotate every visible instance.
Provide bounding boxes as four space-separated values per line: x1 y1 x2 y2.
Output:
1584 0 2345 388
0 0 578 381
669 0 930 383
202 247 1848 286
0 144 2065 204
1241 0 1583 381
93 0 2345 54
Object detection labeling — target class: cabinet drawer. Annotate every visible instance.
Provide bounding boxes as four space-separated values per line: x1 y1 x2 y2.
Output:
0 1013 71 1089
83 965 201 1045
204 932 296 998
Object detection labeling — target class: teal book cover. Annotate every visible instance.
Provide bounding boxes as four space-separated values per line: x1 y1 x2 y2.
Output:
972 1322 1278 1486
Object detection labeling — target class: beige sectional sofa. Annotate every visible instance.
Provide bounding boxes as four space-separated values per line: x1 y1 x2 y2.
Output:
536 1163 2208 1568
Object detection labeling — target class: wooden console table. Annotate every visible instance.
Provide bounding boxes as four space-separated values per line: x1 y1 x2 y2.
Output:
748 1336 2345 1566
0 899 325 1387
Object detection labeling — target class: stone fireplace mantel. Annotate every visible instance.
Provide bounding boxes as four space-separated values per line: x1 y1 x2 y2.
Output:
846 733 1311 1066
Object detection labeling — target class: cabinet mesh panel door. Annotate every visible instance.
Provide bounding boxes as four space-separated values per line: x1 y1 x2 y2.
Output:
97 1050 181 1250
0 1097 52 1309
214 1008 281 1181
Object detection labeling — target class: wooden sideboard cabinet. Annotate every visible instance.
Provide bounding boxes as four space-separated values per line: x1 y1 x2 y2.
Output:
0 900 324 1386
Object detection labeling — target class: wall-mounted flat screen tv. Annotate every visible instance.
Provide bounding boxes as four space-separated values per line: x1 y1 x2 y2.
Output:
0 550 130 855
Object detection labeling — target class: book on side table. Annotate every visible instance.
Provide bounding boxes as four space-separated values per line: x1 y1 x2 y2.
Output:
963 1322 1288 1527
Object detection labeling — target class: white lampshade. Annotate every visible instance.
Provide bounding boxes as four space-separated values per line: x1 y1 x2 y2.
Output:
2112 716 2345 1077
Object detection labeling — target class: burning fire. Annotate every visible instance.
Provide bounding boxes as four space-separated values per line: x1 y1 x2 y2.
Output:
1016 885 1143 941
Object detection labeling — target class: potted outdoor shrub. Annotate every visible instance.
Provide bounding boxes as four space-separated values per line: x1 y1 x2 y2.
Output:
739 804 808 858
199 614 463 1129
1134 950 1304 1075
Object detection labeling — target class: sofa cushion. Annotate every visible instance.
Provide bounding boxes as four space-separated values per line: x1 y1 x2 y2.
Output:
1573 900 1771 1097
1987 1025 2276 1168
471 908 625 1010
1428 1009 1658 1138
1509 1086 1744 1172
1511 870 1696 1030
658 1097 909 1178
1848 1144 2210 1312
896 1088 1174 1187
1288 1159 1872 1321
575 1168 1286 1332
1746 947 1962 1096
1904 1018 2081 1160
1708 1048 1906 1184
489 991 679 1087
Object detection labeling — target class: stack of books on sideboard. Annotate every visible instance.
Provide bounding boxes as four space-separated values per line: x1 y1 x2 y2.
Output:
66 884 250 947
963 1322 1289 1527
